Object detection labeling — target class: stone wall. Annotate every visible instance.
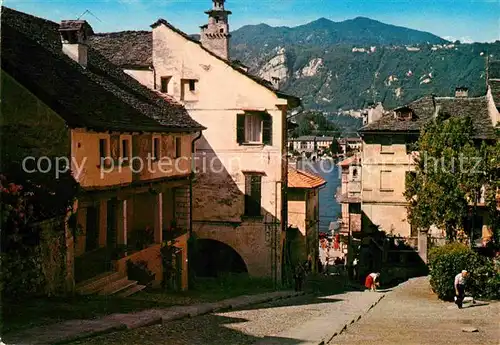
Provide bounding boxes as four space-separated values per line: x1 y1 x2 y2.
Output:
193 219 280 279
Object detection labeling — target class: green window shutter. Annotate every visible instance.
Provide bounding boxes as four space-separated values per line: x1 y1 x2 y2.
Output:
262 113 272 145
237 114 245 144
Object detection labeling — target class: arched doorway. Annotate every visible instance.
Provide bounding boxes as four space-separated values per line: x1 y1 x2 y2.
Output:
193 239 248 277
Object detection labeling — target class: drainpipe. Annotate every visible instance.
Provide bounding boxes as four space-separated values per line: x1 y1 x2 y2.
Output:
190 131 203 236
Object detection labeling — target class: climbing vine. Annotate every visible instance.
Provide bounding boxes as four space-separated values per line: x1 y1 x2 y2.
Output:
0 166 79 299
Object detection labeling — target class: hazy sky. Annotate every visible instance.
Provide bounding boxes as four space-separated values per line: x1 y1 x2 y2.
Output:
4 0 500 43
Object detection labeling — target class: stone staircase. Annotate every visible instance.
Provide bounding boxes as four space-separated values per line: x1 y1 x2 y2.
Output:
75 271 146 297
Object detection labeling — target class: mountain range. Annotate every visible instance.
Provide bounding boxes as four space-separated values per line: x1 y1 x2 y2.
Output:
227 17 500 112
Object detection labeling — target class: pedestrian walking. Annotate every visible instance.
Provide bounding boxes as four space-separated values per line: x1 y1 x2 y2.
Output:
364 272 380 291
352 257 358 280
454 270 468 309
293 264 305 291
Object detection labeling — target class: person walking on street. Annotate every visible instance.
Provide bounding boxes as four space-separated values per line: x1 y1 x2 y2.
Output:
454 270 468 309
293 264 305 291
352 257 359 280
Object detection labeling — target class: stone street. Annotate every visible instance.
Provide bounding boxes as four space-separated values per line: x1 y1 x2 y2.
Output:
70 290 384 345
329 277 500 345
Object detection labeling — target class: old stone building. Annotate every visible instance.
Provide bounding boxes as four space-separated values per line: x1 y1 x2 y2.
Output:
359 83 500 246
2 7 205 294
88 0 301 281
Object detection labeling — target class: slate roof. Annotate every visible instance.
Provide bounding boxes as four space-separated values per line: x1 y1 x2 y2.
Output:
1 7 205 133
88 31 152 68
88 18 300 108
359 95 496 139
288 167 327 189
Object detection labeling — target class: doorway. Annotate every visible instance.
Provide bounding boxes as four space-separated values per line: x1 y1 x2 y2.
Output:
85 205 99 252
107 198 118 248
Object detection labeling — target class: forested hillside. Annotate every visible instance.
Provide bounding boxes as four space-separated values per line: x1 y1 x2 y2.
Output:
229 17 500 112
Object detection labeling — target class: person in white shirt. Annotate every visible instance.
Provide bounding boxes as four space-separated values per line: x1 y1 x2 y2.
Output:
454 270 468 308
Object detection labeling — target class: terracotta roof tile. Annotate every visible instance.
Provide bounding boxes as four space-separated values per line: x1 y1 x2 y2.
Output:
337 154 361 167
288 166 327 189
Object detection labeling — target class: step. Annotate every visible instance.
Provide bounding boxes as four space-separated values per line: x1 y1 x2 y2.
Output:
99 278 138 296
116 284 147 298
76 271 125 295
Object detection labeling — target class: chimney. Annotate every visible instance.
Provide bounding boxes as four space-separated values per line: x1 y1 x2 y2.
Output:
455 87 469 98
59 20 93 67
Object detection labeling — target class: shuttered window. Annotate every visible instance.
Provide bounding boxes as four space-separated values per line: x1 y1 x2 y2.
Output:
244 174 262 217
236 112 272 146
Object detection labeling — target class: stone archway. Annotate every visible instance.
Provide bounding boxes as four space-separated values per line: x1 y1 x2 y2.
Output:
193 239 248 277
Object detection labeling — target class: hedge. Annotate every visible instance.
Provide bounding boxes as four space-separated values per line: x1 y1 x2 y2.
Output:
428 242 500 301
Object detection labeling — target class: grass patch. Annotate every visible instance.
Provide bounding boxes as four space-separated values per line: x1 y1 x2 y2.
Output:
1 274 280 335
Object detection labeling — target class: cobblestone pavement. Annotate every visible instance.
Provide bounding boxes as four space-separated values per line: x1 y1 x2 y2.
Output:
70 290 382 345
329 277 500 345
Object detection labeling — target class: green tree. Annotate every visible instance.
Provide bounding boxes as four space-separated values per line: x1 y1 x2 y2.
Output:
404 114 493 241
290 111 341 137
329 140 341 155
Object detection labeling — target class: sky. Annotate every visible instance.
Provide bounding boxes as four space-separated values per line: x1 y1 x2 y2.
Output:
3 0 500 43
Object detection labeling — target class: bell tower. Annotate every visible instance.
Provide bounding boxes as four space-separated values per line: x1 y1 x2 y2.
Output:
200 0 231 60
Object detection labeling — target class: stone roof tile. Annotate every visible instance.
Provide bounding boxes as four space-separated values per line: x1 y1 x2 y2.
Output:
1 6 205 133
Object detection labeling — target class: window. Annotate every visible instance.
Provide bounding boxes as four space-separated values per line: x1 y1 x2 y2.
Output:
160 76 171 93
244 174 262 217
352 168 358 178
99 138 108 161
220 28 224 33
152 137 160 160
189 80 196 91
245 114 262 143
236 112 272 145
121 139 130 161
381 137 394 154
380 170 393 191
175 137 182 158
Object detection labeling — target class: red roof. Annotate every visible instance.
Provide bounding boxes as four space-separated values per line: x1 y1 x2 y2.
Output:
288 167 327 189
337 154 361 167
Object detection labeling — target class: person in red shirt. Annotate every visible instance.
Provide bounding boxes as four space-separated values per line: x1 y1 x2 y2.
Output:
364 272 380 291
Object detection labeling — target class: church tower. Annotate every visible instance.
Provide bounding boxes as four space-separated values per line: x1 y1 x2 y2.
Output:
200 0 231 60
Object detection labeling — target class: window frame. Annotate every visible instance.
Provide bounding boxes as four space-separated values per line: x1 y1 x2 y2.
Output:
237 112 272 146
160 76 172 93
121 137 131 165
152 136 161 161
188 79 196 92
380 170 394 192
98 137 111 168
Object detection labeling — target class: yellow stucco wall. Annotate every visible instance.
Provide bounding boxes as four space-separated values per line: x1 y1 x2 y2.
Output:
71 130 193 188
361 136 416 237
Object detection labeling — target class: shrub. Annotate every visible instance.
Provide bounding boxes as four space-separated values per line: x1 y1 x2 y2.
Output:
428 242 500 301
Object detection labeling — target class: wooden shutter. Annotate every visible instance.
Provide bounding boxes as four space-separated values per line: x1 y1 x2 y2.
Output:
262 113 272 145
251 176 262 212
237 114 245 144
